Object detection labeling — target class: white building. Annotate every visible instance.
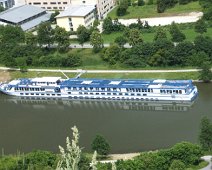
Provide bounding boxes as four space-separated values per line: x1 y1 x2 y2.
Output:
56 5 95 31
71 0 115 19
25 0 115 19
0 0 14 9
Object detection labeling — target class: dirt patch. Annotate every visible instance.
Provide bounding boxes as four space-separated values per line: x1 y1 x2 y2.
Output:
0 71 11 82
109 153 140 160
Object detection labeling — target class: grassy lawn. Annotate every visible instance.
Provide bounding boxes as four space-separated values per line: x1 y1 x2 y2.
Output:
81 72 200 80
9 71 200 80
108 1 202 19
102 27 212 43
9 71 76 79
186 161 209 170
71 49 109 69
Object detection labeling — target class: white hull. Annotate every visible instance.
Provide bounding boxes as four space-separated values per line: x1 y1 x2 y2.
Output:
0 86 198 102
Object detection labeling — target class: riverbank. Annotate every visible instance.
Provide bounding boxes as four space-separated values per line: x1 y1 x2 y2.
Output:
0 71 10 82
0 67 207 80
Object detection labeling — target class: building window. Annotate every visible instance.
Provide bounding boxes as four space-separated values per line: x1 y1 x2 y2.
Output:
63 2 67 4
82 0 85 3
43 2 47 4
33 2 41 4
47 7 52 9
50 2 56 4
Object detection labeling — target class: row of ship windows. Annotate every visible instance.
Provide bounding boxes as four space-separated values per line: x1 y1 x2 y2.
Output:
160 90 183 94
20 93 61 96
68 92 147 96
68 87 153 92
30 2 68 5
15 87 45 91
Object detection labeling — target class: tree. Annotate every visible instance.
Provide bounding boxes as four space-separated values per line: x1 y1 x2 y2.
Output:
17 150 57 169
157 0 178 13
128 28 143 46
148 49 169 66
154 27 167 41
37 22 54 48
61 53 82 67
157 0 166 13
102 17 114 34
199 62 212 82
91 134 110 156
199 117 212 151
171 142 203 165
147 0 153 5
169 22 186 42
169 160 186 170
76 25 90 46
172 41 194 66
102 44 121 64
194 19 207 34
25 32 37 46
194 35 212 57
16 57 27 72
179 0 192 5
116 0 128 16
50 10 60 23
90 31 104 53
138 0 145 6
203 6 212 20
199 0 212 20
187 51 209 67
0 5 4 12
54 26 70 52
0 25 25 45
114 36 127 47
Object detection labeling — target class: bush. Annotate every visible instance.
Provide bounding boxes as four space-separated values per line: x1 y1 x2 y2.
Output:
91 135 110 156
17 150 57 169
169 160 186 170
138 0 145 6
170 142 203 165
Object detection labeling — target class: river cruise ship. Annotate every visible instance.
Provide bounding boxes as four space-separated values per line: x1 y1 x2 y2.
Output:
0 77 198 101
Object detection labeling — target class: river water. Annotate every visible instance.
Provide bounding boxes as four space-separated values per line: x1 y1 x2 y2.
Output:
0 83 211 154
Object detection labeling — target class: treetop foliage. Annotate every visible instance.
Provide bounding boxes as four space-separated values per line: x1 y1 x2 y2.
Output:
91 134 111 156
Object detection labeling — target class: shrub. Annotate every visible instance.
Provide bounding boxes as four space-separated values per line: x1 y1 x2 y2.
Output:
169 160 186 170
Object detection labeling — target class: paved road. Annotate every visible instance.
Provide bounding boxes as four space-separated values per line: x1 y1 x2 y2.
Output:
0 67 203 73
201 156 212 170
69 43 132 48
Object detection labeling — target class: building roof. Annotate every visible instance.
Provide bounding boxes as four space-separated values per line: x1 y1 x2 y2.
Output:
21 13 51 31
56 5 95 18
0 5 46 24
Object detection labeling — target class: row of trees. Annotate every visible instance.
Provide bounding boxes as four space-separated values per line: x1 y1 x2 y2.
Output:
0 23 83 69
157 0 197 13
115 0 198 16
101 28 211 66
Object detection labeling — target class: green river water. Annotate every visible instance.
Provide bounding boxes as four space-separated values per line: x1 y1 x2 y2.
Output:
0 83 211 154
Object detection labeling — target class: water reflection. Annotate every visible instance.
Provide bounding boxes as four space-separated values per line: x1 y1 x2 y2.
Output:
3 96 195 112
